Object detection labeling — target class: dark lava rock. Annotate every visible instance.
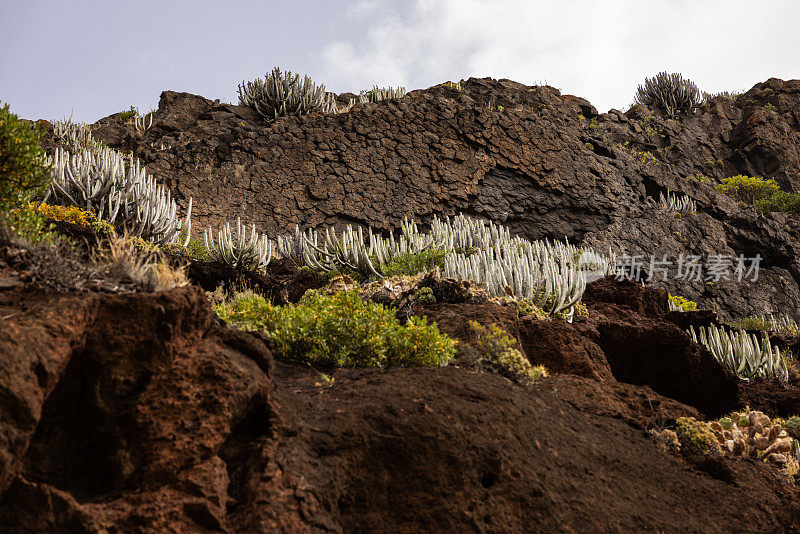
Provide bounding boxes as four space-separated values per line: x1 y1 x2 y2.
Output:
59 76 800 322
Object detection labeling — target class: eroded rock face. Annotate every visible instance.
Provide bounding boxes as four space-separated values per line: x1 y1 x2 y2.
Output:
0 285 277 532
2 277 800 532
72 77 800 321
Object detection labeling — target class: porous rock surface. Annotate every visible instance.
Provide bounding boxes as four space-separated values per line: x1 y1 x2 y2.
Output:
73 76 800 322
12 76 800 531
2 268 800 532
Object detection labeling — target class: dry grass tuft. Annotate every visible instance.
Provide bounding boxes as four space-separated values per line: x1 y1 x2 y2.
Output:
93 234 188 292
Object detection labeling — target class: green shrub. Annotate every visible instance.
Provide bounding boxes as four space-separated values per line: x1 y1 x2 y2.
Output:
675 417 720 456
214 289 455 368
754 190 800 214
413 286 437 304
383 247 447 277
716 175 780 204
716 175 800 215
163 233 208 260
727 315 772 332
0 102 52 215
118 106 137 122
668 294 698 312
470 321 548 382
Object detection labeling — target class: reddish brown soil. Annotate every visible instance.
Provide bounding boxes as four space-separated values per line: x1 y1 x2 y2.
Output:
269 363 800 533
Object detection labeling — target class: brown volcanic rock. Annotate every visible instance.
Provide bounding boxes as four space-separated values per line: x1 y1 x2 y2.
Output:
422 277 739 417
269 363 799 533
0 285 278 532
582 279 740 417
0 289 96 496
64 76 800 322
2 277 800 531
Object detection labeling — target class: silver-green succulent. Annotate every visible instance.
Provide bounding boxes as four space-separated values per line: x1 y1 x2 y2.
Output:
277 213 616 322
52 118 102 153
238 67 338 120
45 145 192 246
204 218 272 271
689 324 788 382
658 188 696 214
634 72 703 118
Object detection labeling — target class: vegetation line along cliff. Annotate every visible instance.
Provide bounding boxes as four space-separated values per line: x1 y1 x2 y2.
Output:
2 69 800 532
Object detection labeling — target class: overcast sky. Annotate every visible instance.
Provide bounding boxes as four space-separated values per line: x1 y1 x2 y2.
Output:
2 0 798 123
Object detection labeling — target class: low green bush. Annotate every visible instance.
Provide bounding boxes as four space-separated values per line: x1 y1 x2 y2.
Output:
715 175 800 215
716 175 779 205
383 247 447 277
470 321 548 382
214 289 455 368
754 190 800 214
674 417 720 456
727 315 771 332
0 102 52 215
668 294 698 312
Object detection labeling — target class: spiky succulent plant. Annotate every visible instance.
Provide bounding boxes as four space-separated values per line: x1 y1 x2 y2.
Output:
277 213 616 322
52 118 103 153
134 110 154 132
45 146 191 246
204 218 272 271
238 67 338 120
47 146 132 226
689 324 788 382
363 86 407 103
658 188 696 214
635 72 703 118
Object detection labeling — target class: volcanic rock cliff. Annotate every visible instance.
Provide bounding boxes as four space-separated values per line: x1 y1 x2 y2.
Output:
79 76 800 322
4 77 800 532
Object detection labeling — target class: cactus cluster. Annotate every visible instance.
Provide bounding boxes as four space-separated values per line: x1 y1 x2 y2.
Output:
134 109 155 132
238 67 338 120
444 241 586 318
203 217 272 271
658 188 696 214
768 313 799 336
362 85 406 103
634 72 704 118
277 214 615 321
279 218 438 278
711 410 796 466
52 118 103 153
688 324 788 382
44 125 191 245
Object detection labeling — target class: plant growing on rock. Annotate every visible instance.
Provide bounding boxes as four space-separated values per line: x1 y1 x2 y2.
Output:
214 289 455 368
362 85 407 103
668 294 697 312
46 146 192 245
688 324 788 382
674 417 721 456
203 217 272 271
0 102 52 215
52 117 104 153
470 321 547 382
238 67 338 120
279 214 616 322
658 188 696 214
634 72 703 118
709 410 796 466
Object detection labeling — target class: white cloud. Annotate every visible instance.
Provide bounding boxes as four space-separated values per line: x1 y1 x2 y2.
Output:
322 0 800 111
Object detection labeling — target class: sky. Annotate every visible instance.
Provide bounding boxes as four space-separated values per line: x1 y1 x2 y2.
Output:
2 0 798 124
